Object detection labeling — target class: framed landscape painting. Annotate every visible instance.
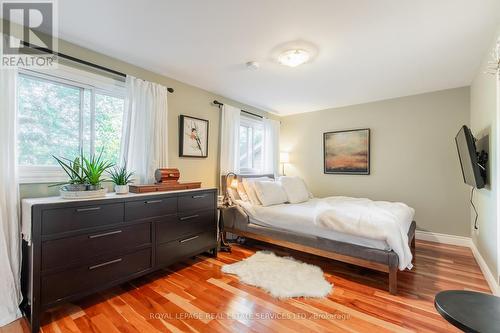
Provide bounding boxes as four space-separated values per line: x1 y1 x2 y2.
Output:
323 128 370 175
179 115 209 158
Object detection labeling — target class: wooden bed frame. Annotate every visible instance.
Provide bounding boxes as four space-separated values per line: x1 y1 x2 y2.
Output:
221 174 416 295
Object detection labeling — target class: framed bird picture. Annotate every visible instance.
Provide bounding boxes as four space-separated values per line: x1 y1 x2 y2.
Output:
179 115 209 158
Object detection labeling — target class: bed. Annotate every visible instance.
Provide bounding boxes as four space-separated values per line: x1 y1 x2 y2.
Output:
221 174 416 295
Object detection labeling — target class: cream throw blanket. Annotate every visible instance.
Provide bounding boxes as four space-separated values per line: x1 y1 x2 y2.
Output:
315 197 414 270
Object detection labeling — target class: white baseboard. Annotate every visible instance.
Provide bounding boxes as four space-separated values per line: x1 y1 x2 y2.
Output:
470 242 500 295
415 230 499 295
415 230 472 247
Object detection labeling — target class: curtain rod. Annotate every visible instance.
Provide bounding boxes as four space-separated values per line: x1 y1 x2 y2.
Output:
20 40 174 93
212 100 263 119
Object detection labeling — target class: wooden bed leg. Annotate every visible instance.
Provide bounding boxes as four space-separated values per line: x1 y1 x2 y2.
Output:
389 266 398 295
410 236 416 263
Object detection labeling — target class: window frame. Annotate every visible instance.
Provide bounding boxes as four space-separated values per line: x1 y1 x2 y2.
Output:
239 114 264 175
17 65 125 184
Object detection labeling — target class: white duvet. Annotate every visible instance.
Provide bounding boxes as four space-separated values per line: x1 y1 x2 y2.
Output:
315 197 414 270
238 196 415 270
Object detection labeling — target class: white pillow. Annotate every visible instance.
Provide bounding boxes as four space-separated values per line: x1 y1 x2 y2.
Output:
236 182 249 202
253 181 288 207
280 176 310 204
242 177 273 205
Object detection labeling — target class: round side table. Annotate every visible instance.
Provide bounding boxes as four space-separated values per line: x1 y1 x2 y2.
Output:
434 290 500 333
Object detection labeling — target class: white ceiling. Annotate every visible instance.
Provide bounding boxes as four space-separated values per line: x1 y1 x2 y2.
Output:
54 1 500 114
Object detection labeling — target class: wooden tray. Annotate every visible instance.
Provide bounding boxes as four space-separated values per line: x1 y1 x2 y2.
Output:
129 182 201 194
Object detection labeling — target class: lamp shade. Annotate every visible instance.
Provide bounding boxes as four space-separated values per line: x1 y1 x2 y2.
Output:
230 178 238 189
280 152 290 164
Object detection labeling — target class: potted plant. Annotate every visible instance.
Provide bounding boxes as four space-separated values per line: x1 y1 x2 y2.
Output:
51 154 87 191
108 164 134 194
82 149 114 190
51 149 114 199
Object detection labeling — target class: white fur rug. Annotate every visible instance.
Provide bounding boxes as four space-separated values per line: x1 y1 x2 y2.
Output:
221 251 332 298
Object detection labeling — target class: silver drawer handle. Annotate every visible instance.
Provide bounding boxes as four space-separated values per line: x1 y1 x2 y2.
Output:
76 207 101 213
89 230 122 239
180 235 199 243
192 195 207 199
88 258 122 270
144 200 162 204
179 214 199 221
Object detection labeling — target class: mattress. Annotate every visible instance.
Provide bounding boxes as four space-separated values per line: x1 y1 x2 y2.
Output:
237 198 394 251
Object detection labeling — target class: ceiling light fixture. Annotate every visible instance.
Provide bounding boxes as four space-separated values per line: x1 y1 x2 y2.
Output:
278 49 310 67
246 61 260 70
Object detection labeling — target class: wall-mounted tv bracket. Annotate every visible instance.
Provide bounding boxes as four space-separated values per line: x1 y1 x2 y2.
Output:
476 150 488 183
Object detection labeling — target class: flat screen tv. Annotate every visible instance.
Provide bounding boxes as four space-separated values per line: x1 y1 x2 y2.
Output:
455 125 485 189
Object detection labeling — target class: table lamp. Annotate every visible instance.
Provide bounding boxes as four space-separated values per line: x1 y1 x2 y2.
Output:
280 152 290 176
223 172 238 206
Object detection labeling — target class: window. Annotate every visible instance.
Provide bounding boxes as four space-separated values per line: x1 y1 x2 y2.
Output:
239 115 264 174
17 66 125 183
94 93 125 165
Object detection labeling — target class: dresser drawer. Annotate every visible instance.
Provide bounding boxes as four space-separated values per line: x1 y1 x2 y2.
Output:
178 192 215 213
156 231 216 267
41 248 151 305
42 223 152 271
41 203 124 235
156 210 215 244
125 197 177 221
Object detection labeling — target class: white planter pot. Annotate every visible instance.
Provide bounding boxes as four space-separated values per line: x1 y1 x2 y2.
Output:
114 185 129 194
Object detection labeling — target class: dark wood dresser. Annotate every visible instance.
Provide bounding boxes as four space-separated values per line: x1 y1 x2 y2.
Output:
21 188 218 333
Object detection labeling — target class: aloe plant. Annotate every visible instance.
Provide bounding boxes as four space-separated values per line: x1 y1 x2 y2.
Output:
51 149 114 190
108 164 134 186
51 152 86 187
82 148 115 187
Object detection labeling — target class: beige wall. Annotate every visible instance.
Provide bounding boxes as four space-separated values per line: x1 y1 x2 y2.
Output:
470 27 499 283
281 87 471 237
15 33 273 199
8 20 495 260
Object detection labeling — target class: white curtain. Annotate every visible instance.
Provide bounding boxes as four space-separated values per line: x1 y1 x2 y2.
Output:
219 104 241 175
0 68 22 326
120 76 168 184
263 118 280 176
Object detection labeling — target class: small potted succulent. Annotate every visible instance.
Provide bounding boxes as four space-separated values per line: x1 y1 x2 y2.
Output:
108 164 134 194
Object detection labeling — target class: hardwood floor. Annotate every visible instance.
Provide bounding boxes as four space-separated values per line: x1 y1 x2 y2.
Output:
2 240 491 333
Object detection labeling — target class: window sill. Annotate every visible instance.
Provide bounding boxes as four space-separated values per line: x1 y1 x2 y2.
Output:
18 166 68 184
239 169 265 175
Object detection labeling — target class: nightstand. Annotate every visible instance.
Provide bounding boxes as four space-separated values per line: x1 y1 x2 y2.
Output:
217 205 233 252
